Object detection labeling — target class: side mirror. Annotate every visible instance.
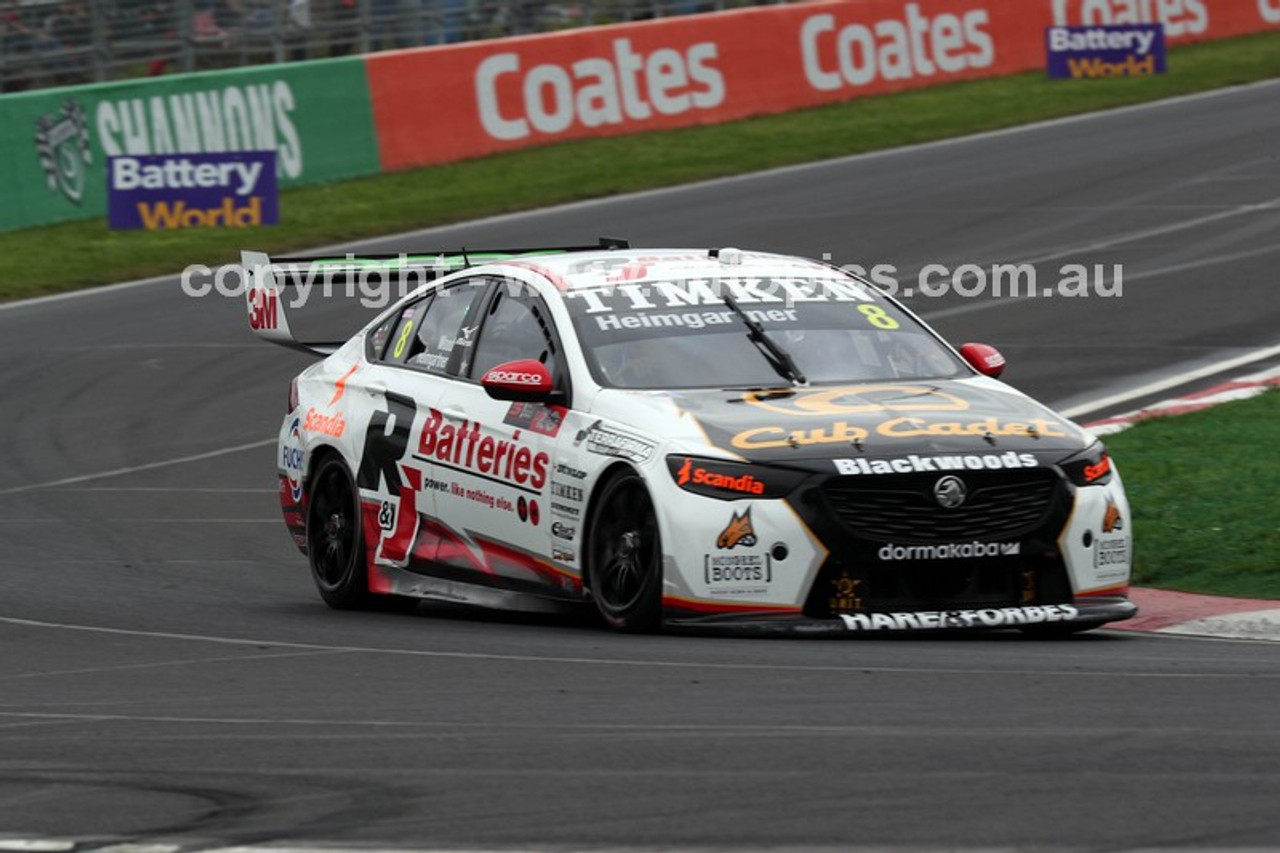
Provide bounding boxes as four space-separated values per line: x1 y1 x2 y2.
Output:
480 359 558 402
959 342 1006 378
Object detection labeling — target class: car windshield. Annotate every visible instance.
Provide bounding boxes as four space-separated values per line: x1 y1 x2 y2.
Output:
563 275 966 389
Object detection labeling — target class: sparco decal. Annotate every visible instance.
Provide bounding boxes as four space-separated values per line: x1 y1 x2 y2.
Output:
476 38 726 142
585 427 654 462
877 541 1020 561
417 408 549 490
839 604 1079 631
833 452 1038 475
800 4 994 94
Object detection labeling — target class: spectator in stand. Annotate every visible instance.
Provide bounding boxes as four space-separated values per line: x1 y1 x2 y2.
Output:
1 4 34 91
329 0 356 56
286 0 311 60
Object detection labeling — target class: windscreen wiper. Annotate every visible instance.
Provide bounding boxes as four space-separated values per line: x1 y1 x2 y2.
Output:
721 293 807 386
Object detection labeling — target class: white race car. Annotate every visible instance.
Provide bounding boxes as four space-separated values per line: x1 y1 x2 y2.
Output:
245 241 1135 636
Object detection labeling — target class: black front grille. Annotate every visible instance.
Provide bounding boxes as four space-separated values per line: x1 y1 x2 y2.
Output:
821 468 1060 542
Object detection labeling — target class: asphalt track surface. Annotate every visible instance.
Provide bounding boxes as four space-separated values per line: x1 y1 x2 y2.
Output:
2 81 1280 850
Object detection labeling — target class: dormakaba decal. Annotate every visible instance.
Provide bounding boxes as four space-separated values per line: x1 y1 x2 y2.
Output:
1050 0 1208 36
476 37 726 141
800 3 994 93
877 541 1021 561
833 452 1038 475
416 407 549 490
839 605 1079 631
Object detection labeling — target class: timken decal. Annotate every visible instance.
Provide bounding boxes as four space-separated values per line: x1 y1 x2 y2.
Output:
415 407 549 490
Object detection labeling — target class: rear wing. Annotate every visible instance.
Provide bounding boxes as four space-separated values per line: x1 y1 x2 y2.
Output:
241 238 629 357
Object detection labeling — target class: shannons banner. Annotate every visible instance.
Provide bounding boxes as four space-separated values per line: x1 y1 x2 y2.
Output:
0 0 1275 231
0 57 378 231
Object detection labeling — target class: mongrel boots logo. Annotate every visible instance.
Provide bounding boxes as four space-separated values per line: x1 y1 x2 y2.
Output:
34 100 93 205
475 37 726 141
1050 0 1208 36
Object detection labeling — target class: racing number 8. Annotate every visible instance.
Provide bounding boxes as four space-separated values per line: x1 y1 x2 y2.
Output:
859 305 899 330
392 321 415 359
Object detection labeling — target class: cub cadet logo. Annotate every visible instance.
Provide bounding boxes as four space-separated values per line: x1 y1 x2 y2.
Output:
716 508 758 550
733 417 1066 450
476 37 726 142
676 458 766 496
801 3 994 94
742 385 968 417
94 82 303 179
877 541 1020 561
839 604 1079 632
834 452 1037 475
1102 498 1124 533
417 408 549 490
34 100 92 205
485 368 542 386
1051 0 1207 36
303 407 345 438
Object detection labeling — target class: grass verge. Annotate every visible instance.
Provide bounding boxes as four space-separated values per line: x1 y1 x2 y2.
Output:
1104 388 1280 599
4 30 1280 301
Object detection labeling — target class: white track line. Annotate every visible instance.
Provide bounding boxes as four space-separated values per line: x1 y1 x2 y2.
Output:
1 615 1276 676
2 78 1278 314
1060 344 1280 419
0 439 275 495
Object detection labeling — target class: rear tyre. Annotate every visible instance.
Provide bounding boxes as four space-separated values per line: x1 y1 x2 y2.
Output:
587 472 663 632
306 455 376 609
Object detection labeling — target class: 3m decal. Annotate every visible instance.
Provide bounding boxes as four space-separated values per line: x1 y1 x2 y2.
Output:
877 541 1020 561
716 508 758 550
247 285 281 331
833 452 1039 475
839 604 1080 631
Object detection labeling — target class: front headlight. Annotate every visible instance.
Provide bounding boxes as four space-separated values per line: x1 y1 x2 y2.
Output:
665 455 808 500
1059 441 1113 486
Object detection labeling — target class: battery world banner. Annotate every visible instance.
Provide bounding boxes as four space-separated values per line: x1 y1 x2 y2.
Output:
1046 25 1166 77
0 57 377 231
108 151 279 230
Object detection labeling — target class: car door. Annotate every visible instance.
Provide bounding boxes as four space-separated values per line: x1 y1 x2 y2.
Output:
353 280 487 577
425 277 576 597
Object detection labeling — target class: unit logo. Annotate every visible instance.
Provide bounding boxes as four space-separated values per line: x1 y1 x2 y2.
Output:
34 100 92 205
716 508 758 550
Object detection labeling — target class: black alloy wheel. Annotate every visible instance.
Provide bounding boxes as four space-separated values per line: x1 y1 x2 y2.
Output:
587 472 663 632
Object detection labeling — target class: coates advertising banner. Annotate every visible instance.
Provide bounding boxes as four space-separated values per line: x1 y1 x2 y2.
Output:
0 57 377 232
108 151 279 230
366 0 1279 171
1046 25 1166 78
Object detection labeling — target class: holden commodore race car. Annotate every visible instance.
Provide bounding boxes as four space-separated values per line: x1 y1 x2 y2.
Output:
244 241 1136 636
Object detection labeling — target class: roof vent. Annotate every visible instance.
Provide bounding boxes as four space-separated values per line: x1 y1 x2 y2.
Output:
718 247 743 266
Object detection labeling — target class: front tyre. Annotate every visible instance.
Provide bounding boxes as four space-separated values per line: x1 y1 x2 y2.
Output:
587 472 663 632
306 455 375 609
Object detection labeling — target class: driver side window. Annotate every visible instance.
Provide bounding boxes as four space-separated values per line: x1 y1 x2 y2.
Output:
469 285 558 382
